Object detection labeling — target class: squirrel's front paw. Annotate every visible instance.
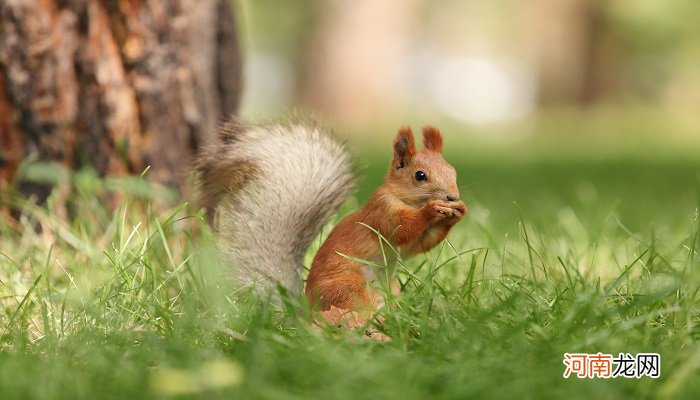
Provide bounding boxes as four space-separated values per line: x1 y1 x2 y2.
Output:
448 200 467 219
426 200 456 219
426 200 467 225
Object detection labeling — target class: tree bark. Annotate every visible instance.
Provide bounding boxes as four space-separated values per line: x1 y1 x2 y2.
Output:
0 0 241 197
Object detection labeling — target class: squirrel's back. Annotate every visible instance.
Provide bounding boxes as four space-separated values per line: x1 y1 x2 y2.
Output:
194 119 354 294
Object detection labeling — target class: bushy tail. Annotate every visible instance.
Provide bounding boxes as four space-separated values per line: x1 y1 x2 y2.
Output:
194 119 354 294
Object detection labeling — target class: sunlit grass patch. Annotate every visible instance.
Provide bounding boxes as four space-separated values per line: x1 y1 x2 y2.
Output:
1 151 699 399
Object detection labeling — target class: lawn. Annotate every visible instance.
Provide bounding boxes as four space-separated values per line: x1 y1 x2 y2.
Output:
1 116 699 399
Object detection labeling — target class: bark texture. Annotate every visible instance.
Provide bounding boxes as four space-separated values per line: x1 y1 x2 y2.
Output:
0 0 241 195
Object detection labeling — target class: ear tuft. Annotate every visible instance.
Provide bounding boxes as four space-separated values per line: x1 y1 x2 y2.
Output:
422 126 443 153
392 126 416 169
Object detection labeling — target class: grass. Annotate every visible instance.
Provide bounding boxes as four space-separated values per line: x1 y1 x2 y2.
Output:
1 132 700 399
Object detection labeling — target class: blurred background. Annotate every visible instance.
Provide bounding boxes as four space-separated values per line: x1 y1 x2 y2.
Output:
237 0 700 234
240 0 700 135
1 0 699 234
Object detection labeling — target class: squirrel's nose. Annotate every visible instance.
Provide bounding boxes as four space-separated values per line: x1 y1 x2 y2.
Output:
446 194 459 202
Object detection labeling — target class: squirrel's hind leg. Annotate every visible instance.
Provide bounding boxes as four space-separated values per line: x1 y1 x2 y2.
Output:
314 306 390 342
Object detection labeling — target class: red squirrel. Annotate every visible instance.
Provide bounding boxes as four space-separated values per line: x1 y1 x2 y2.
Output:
195 119 466 338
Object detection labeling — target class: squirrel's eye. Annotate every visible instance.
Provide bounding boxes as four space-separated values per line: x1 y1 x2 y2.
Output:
415 170 427 181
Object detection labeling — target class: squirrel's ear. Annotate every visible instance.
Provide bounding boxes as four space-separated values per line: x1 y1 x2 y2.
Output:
392 126 416 169
422 126 443 153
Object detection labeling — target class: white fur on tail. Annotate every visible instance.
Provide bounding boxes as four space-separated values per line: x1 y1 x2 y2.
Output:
212 122 354 295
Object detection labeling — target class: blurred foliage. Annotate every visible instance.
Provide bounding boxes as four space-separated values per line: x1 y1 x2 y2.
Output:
605 0 700 100
240 0 700 121
241 0 321 56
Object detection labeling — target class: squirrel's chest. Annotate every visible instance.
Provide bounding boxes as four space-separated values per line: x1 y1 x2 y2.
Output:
400 224 447 257
359 243 399 283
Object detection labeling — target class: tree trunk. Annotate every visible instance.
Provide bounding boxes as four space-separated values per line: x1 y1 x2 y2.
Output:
0 0 241 198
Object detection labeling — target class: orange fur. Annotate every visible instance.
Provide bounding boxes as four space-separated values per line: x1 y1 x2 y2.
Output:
422 126 443 153
305 126 466 332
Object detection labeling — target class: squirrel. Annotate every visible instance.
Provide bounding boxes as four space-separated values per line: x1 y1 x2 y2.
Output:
194 118 466 337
